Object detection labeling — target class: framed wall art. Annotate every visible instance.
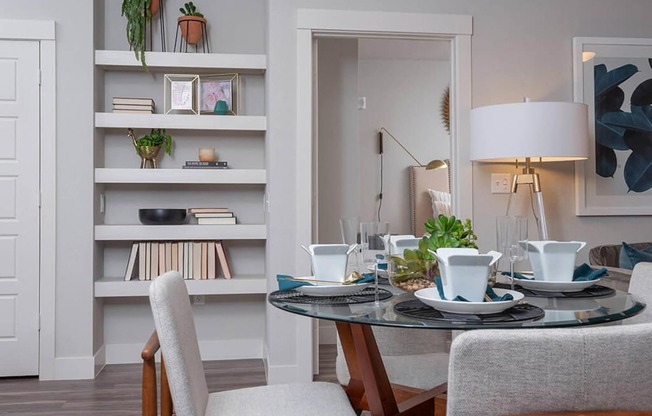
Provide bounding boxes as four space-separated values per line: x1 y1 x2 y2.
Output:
199 73 239 115
164 74 200 115
573 37 652 216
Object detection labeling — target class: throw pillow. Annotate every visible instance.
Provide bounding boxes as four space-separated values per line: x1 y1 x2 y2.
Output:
620 242 652 270
428 189 451 218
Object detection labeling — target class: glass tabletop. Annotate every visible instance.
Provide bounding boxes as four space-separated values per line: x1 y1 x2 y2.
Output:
268 284 646 330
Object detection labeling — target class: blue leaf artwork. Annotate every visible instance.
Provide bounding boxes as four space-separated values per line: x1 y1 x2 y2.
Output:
595 62 652 193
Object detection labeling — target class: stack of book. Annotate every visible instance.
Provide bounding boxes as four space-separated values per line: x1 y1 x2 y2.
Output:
189 207 237 225
112 97 155 114
182 160 229 169
123 240 233 281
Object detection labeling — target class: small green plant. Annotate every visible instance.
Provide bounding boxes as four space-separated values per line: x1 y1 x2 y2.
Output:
135 129 173 155
389 215 477 290
121 0 152 68
179 2 204 17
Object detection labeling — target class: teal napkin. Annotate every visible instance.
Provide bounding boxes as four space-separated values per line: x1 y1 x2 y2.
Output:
434 277 513 302
276 273 375 292
502 263 608 281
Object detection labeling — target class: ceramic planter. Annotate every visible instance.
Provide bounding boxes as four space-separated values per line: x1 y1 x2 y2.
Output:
178 16 206 45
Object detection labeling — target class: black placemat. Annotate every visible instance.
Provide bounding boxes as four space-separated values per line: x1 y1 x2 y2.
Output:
494 282 615 298
269 288 393 305
394 299 545 323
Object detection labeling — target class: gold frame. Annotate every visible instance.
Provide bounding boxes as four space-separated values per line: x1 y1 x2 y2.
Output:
164 74 200 115
199 73 240 115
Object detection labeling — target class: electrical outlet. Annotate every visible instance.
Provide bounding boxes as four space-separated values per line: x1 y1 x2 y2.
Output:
491 173 511 194
192 295 205 305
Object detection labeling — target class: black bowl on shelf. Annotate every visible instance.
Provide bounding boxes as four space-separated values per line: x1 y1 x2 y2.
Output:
138 208 187 225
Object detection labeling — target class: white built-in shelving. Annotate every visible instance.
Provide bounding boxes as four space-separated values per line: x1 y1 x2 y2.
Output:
94 49 268 299
95 224 266 241
95 50 266 74
94 275 266 298
95 113 267 131
94 168 266 184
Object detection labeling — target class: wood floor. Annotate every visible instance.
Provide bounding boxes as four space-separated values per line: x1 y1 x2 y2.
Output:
0 345 339 415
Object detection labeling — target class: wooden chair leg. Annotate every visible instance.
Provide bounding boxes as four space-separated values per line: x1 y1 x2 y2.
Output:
142 331 159 416
161 356 173 416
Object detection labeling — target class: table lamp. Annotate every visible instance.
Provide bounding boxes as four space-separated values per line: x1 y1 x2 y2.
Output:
470 100 589 239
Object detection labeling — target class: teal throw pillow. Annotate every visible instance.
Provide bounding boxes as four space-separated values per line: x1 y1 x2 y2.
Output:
620 242 652 270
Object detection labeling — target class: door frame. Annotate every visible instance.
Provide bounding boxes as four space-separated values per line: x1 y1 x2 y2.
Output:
296 9 473 372
0 19 56 379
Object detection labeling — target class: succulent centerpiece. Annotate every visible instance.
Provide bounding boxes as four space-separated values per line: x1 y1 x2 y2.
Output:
389 214 478 292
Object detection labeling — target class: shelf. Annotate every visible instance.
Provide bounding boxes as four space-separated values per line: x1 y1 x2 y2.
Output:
95 274 267 297
95 50 266 75
95 168 266 184
95 113 266 131
95 225 267 241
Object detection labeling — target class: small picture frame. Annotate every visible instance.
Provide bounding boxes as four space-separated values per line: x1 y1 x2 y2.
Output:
200 73 239 115
164 74 200 115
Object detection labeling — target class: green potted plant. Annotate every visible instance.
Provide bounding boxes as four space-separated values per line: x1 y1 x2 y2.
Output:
389 214 478 292
178 2 206 45
121 0 160 68
128 128 173 168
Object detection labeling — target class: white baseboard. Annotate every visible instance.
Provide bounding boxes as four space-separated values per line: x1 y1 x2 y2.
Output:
94 344 106 376
266 363 313 384
105 339 264 364
53 356 96 380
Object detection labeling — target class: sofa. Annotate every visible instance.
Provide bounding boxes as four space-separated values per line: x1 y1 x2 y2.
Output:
589 242 652 291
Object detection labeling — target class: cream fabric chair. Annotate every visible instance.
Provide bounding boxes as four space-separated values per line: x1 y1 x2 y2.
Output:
149 271 356 416
446 323 652 415
626 262 652 324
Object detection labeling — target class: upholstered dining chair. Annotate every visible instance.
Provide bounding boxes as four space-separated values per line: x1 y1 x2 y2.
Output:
446 322 652 416
149 271 356 416
626 262 652 324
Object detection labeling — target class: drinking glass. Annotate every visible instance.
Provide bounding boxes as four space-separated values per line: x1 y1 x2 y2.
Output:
360 221 390 305
340 217 361 272
496 216 528 290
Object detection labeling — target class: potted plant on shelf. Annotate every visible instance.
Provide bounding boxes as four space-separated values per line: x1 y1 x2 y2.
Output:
128 128 173 168
121 0 161 68
389 214 478 292
178 2 206 45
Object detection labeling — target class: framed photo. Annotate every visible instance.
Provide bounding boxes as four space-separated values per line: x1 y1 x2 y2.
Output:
573 37 652 215
199 73 239 115
164 74 200 115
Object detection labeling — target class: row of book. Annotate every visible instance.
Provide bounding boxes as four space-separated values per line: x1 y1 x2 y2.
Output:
182 160 229 169
112 97 155 114
124 240 232 281
189 207 237 225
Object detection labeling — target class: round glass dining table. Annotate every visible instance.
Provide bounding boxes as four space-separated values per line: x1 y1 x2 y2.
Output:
268 284 645 330
268 284 646 416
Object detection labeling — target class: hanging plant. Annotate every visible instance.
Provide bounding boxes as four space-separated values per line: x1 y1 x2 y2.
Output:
121 0 152 68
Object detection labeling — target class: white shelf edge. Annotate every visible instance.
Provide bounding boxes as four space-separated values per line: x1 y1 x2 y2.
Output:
95 274 267 297
95 113 266 131
95 168 266 184
95 224 267 241
95 50 266 74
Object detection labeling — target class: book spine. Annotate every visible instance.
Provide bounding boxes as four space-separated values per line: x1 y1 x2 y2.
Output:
181 165 229 169
185 161 228 167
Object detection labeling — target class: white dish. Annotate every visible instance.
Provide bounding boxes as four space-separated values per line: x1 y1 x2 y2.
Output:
511 277 601 292
414 288 524 315
294 278 372 297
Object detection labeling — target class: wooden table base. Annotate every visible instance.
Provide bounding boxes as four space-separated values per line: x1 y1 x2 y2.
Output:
336 322 447 416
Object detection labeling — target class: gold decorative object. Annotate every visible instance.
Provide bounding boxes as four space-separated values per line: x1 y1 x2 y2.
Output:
128 128 162 169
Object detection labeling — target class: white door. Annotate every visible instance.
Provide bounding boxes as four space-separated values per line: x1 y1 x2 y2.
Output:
0 40 41 376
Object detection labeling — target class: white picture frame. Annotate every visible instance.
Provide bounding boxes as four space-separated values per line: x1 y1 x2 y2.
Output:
164 74 200 115
573 37 652 216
